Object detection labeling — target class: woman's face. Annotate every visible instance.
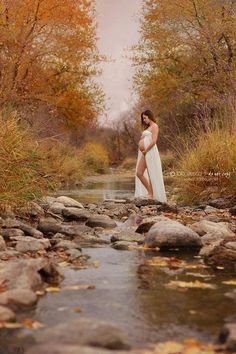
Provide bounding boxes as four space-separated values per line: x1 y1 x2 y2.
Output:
143 114 150 125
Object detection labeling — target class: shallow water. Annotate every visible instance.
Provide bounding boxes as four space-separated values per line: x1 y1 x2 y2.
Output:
1 173 235 353
53 170 136 203
30 246 234 347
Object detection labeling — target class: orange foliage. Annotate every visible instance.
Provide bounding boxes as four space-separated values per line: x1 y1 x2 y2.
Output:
0 0 104 130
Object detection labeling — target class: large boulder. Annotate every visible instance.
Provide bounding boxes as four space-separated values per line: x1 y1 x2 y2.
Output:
31 318 130 350
145 219 202 250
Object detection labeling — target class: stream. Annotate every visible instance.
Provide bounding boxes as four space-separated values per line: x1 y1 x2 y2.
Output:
1 171 235 353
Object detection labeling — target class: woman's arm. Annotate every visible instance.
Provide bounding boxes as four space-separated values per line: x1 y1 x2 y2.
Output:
143 125 159 155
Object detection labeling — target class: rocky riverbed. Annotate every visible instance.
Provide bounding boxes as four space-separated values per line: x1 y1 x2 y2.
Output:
0 194 236 354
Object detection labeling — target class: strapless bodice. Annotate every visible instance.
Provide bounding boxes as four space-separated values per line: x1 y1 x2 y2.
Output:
141 130 152 137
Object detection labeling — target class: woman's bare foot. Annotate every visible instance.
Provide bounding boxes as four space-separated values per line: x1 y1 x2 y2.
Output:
147 193 153 199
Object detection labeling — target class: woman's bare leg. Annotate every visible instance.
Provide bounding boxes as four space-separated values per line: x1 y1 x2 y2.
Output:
136 154 153 197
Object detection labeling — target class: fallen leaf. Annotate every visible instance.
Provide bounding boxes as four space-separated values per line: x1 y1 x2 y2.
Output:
74 306 82 313
22 319 45 329
58 261 70 267
45 286 61 292
222 279 236 285
62 284 95 291
165 280 217 290
0 322 23 329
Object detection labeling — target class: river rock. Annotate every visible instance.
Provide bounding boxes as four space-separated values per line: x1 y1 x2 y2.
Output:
52 240 82 252
0 305 16 322
31 317 130 350
0 236 6 251
13 236 51 252
65 249 85 261
62 208 90 221
25 344 134 354
229 205 236 216
1 218 44 239
0 249 22 260
0 258 64 291
201 232 229 244
110 228 144 244
37 217 63 234
86 215 117 229
219 323 236 352
203 237 236 271
135 215 170 234
145 219 202 250
49 202 66 214
1 228 25 239
56 196 84 209
0 288 37 308
111 241 139 250
190 220 235 237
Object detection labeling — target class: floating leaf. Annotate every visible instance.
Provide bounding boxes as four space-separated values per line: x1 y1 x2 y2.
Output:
0 322 23 329
165 280 217 290
58 261 70 267
62 284 95 291
222 279 236 285
45 286 61 292
22 319 45 329
74 306 82 313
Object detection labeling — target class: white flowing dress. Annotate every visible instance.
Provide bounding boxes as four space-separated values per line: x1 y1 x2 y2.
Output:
135 130 167 203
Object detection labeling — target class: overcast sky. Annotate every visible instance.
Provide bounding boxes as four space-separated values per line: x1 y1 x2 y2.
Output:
95 0 142 126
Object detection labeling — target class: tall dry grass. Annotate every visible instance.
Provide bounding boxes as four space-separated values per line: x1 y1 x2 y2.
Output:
174 95 236 203
0 111 58 208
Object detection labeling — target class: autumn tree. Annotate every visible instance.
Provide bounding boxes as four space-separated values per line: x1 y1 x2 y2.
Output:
131 0 236 150
0 0 104 133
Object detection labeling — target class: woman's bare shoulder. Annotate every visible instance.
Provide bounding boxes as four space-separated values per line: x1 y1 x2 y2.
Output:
151 123 159 130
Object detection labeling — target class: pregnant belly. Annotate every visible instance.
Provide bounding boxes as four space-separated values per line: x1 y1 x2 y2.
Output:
138 138 145 151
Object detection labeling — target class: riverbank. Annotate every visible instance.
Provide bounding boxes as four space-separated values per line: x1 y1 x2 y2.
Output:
0 195 236 353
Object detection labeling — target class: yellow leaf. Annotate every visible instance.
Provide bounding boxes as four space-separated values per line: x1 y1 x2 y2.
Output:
222 279 236 285
62 284 95 291
45 287 61 292
165 280 217 290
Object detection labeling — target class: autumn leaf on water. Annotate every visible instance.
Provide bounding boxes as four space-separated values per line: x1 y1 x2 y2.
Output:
222 279 236 285
62 284 96 291
165 280 217 290
45 286 61 292
58 261 70 267
74 306 82 313
0 322 23 329
143 339 219 354
22 318 45 329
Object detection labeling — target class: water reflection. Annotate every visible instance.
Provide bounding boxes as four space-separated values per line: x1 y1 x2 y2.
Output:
53 174 135 203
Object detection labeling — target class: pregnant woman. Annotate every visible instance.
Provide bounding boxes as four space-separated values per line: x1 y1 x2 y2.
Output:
135 109 167 203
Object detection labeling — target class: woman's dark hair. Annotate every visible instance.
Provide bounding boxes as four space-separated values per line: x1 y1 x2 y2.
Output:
141 109 156 129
